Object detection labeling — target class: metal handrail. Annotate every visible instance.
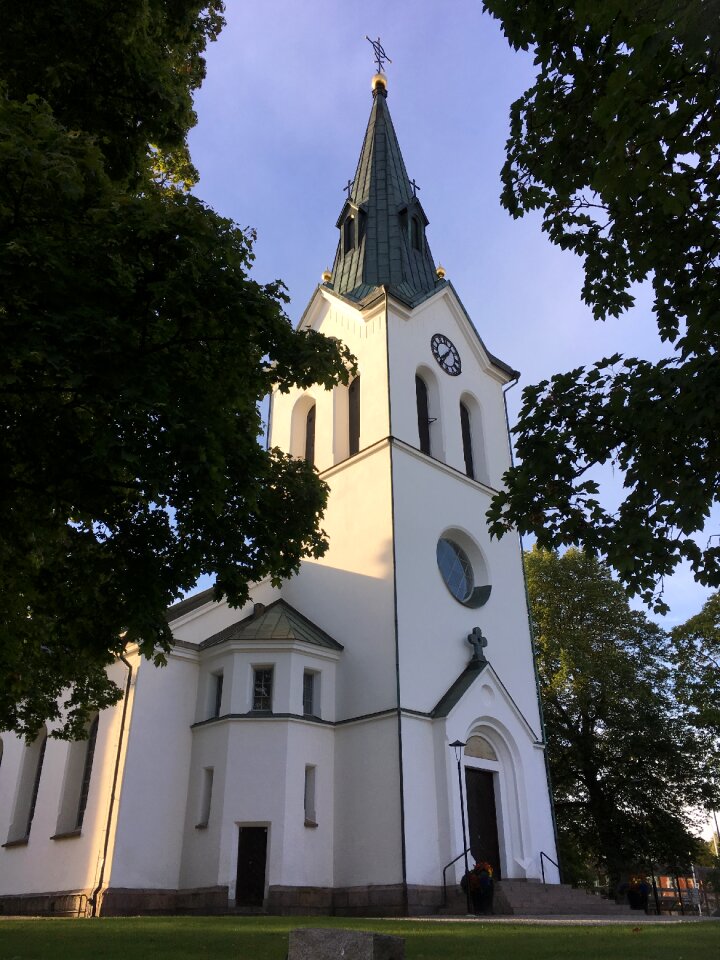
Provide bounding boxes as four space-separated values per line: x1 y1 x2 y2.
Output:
540 850 561 885
442 848 472 907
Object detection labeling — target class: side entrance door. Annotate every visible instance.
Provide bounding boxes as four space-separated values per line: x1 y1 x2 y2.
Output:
236 826 268 906
465 768 501 878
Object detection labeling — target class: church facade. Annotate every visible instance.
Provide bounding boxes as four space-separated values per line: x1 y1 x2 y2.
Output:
0 72 559 917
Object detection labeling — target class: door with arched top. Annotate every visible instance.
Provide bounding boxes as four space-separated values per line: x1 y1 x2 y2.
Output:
465 767 501 878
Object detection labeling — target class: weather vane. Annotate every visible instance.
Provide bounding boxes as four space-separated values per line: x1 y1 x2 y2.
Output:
366 35 392 73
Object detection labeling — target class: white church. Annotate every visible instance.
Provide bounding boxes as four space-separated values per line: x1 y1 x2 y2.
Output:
0 70 562 917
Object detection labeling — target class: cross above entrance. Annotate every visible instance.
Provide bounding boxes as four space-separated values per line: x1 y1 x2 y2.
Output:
467 626 488 664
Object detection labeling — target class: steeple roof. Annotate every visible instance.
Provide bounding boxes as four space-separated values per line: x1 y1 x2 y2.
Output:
329 76 444 306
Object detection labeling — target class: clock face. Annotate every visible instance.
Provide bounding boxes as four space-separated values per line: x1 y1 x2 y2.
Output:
431 333 461 376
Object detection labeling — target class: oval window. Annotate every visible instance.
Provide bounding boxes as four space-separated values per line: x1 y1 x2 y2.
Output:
436 538 474 603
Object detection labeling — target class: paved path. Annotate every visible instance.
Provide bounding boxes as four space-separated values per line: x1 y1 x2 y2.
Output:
406 914 718 925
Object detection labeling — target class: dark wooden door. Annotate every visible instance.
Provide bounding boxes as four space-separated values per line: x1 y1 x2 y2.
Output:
236 826 268 906
465 768 501 878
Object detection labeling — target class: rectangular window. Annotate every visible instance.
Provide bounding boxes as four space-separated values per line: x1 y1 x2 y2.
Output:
302 671 316 716
197 767 214 828
211 672 224 718
304 765 317 825
252 667 273 712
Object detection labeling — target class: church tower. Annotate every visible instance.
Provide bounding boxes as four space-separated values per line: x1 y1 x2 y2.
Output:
267 70 559 911
0 67 560 919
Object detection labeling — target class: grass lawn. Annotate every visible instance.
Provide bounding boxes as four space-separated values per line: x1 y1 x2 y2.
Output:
0 916 717 960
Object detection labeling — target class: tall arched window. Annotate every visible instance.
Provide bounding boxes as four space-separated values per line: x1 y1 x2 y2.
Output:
55 714 100 836
8 727 47 842
348 376 360 456
460 401 474 479
75 714 99 829
415 375 431 455
304 403 316 465
460 392 488 484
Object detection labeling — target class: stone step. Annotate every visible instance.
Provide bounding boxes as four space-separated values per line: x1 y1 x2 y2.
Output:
441 881 633 917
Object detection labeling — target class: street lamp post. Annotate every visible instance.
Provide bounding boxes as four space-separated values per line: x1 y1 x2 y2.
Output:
449 739 472 914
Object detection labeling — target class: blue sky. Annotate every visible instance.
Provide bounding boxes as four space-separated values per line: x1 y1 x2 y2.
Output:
186 0 716 628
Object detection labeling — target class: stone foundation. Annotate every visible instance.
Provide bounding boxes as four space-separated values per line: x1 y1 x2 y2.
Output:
100 885 229 916
0 885 228 917
0 883 443 918
0 889 91 917
266 884 444 916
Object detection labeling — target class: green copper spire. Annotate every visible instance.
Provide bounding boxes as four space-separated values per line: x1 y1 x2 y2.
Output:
329 75 443 306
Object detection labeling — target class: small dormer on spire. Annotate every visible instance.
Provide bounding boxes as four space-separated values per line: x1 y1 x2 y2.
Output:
328 45 444 307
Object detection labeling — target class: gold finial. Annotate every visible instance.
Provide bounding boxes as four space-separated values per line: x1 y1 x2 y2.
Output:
322 268 332 284
372 71 388 93
436 264 446 280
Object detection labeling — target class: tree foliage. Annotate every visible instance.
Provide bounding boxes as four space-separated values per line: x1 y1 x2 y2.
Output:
672 592 720 736
484 1 720 609
0 2 353 739
525 547 719 886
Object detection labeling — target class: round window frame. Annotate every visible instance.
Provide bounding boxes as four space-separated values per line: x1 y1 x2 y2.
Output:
435 530 492 609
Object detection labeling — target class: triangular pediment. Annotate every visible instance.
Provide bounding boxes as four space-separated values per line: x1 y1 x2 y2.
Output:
432 658 541 743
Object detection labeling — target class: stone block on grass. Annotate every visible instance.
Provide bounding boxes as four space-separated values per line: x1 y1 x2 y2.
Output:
288 928 405 960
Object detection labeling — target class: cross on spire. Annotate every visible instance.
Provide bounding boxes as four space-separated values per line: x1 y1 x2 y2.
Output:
409 178 421 198
343 179 354 199
366 35 392 74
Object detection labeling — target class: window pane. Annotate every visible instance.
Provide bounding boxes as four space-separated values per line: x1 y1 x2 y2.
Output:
253 668 273 711
305 404 316 465
213 673 224 718
437 538 474 603
303 672 315 716
348 377 360 456
460 402 474 479
415 375 431 454
26 732 47 837
75 715 99 829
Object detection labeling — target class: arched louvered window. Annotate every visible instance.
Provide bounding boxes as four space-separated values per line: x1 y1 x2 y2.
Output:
460 401 475 479
343 216 355 254
416 375 431 455
357 210 367 246
411 216 422 251
348 376 360 456
305 403 316 465
75 715 99 829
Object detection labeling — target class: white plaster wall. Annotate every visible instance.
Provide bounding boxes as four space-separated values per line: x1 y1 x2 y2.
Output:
109 651 198 890
270 289 390 471
333 716 403 887
178 719 229 889
282 446 397 719
386 289 513 488
398 715 446 886
0 659 133 897
276 720 335 887
392 445 541 724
